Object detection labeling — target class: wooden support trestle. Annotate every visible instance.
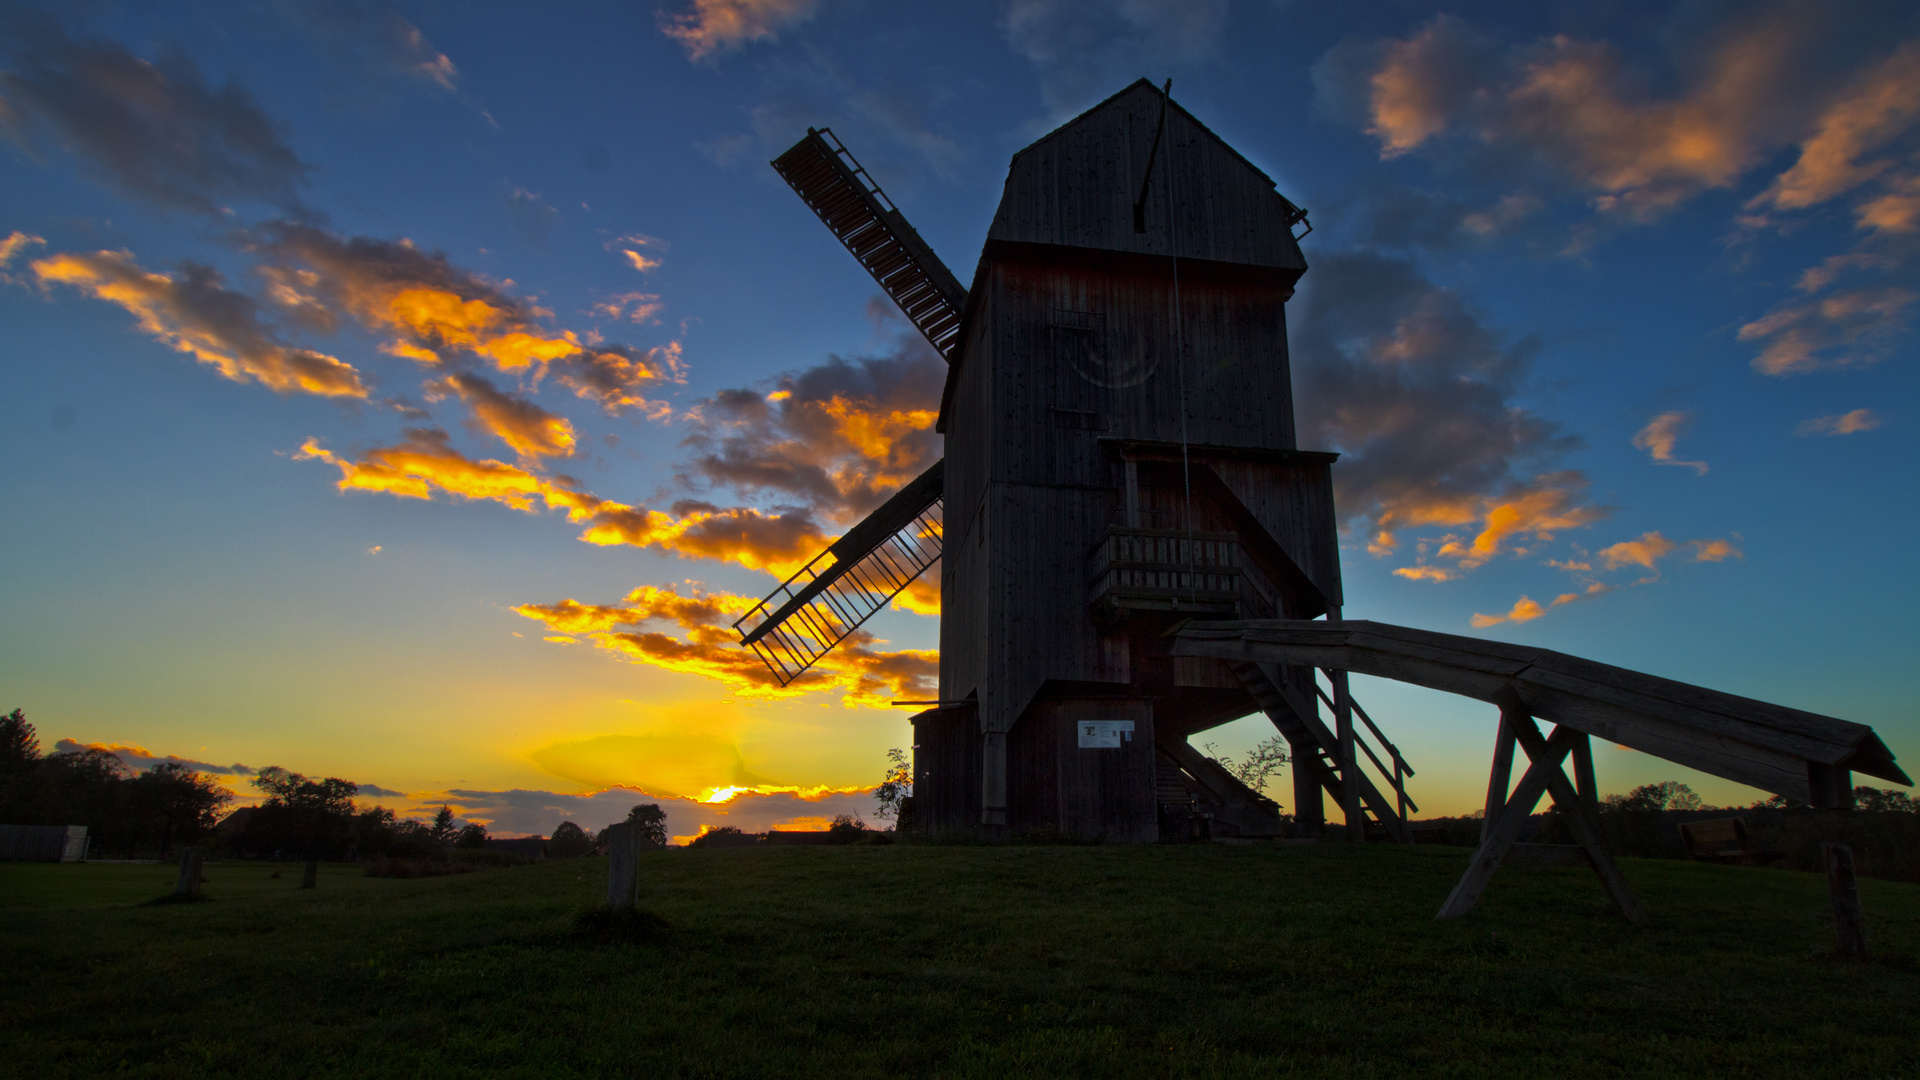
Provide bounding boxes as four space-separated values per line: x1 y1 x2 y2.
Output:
1439 690 1647 922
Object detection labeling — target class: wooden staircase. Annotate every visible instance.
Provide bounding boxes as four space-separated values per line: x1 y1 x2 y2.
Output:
1230 660 1417 841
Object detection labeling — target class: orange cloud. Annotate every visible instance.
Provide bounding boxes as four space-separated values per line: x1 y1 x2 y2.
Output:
1796 408 1883 436
296 430 837 577
248 223 678 413
686 340 945 524
659 0 821 61
1631 411 1709 474
425 372 577 460
1393 565 1459 582
515 582 936 708
1856 173 1920 234
295 428 598 515
1430 473 1606 570
1690 538 1742 563
0 230 45 269
890 575 941 616
33 249 368 398
1366 16 1482 157
592 292 664 324
1738 285 1918 374
1598 531 1677 572
1349 15 1809 219
1470 595 1546 628
1750 40 1920 213
580 503 831 577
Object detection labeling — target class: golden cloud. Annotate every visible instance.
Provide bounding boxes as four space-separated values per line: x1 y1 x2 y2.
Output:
658 0 821 61
248 223 678 412
592 291 664 324
1598 531 1677 572
1429 473 1606 570
0 230 45 268
1392 565 1459 582
425 372 577 460
1750 40 1920 213
1795 408 1883 436
1347 14 1812 219
685 342 945 524
515 581 936 708
1738 285 1918 374
1690 538 1742 563
296 430 841 577
1631 411 1709 475
1470 595 1546 628
33 249 368 398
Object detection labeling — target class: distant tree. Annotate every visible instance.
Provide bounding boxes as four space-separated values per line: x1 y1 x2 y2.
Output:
0 708 39 776
1206 737 1290 800
6 747 136 852
454 822 488 849
548 821 593 858
1854 787 1916 813
131 763 233 855
827 812 866 844
689 826 745 849
626 803 669 848
429 805 457 845
1604 781 1703 812
244 767 361 860
874 748 912 823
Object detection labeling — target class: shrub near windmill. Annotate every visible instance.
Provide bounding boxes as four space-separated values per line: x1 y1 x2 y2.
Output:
732 81 1908 920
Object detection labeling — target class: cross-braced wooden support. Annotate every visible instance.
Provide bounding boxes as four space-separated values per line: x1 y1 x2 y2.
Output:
1439 690 1647 922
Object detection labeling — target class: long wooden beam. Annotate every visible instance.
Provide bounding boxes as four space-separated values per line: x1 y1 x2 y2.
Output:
1171 619 1909 807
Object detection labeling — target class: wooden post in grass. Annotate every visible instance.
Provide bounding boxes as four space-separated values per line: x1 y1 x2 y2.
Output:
300 858 318 889
174 846 203 897
1824 842 1868 958
606 822 637 911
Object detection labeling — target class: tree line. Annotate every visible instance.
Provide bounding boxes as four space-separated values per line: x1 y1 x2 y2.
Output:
0 708 497 860
1 709 233 857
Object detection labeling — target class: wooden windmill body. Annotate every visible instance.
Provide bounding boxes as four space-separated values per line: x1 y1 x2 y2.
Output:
737 81 1907 911
923 81 1336 839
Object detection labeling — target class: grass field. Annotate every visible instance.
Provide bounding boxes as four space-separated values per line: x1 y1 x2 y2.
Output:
3 845 1918 1078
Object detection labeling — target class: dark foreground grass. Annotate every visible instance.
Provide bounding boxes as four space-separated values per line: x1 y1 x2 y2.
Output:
2 845 1917 1079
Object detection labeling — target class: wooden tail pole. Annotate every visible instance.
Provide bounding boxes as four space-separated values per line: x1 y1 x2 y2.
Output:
1824 842 1868 957
174 846 203 897
606 822 637 911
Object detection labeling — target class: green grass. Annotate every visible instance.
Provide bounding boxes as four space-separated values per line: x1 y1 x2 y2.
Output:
2 845 1917 1078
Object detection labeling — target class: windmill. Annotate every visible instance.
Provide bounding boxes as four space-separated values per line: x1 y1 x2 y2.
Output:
733 82 1907 920
734 81 1381 844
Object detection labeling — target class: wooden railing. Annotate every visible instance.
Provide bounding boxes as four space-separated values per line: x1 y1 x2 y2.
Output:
1087 527 1277 619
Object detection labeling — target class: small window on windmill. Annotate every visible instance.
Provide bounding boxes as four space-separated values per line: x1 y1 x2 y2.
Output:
1049 406 1105 431
1052 310 1103 377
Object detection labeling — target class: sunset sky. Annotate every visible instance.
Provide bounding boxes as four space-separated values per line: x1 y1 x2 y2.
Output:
2 0 1915 840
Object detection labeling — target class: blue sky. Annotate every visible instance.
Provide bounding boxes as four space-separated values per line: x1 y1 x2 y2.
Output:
1 0 1914 838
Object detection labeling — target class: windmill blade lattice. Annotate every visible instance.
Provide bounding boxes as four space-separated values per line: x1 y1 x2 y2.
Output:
772 129 969 359
733 460 944 685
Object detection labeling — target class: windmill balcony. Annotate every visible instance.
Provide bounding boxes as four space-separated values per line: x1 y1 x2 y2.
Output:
1088 527 1278 622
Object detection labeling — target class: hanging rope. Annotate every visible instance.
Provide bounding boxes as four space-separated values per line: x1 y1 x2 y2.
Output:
1158 80 1198 605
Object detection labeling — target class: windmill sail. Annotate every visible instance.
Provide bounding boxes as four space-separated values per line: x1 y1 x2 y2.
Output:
733 460 943 685
772 129 969 359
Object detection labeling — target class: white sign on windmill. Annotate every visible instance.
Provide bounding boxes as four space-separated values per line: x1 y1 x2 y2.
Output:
1077 720 1134 749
